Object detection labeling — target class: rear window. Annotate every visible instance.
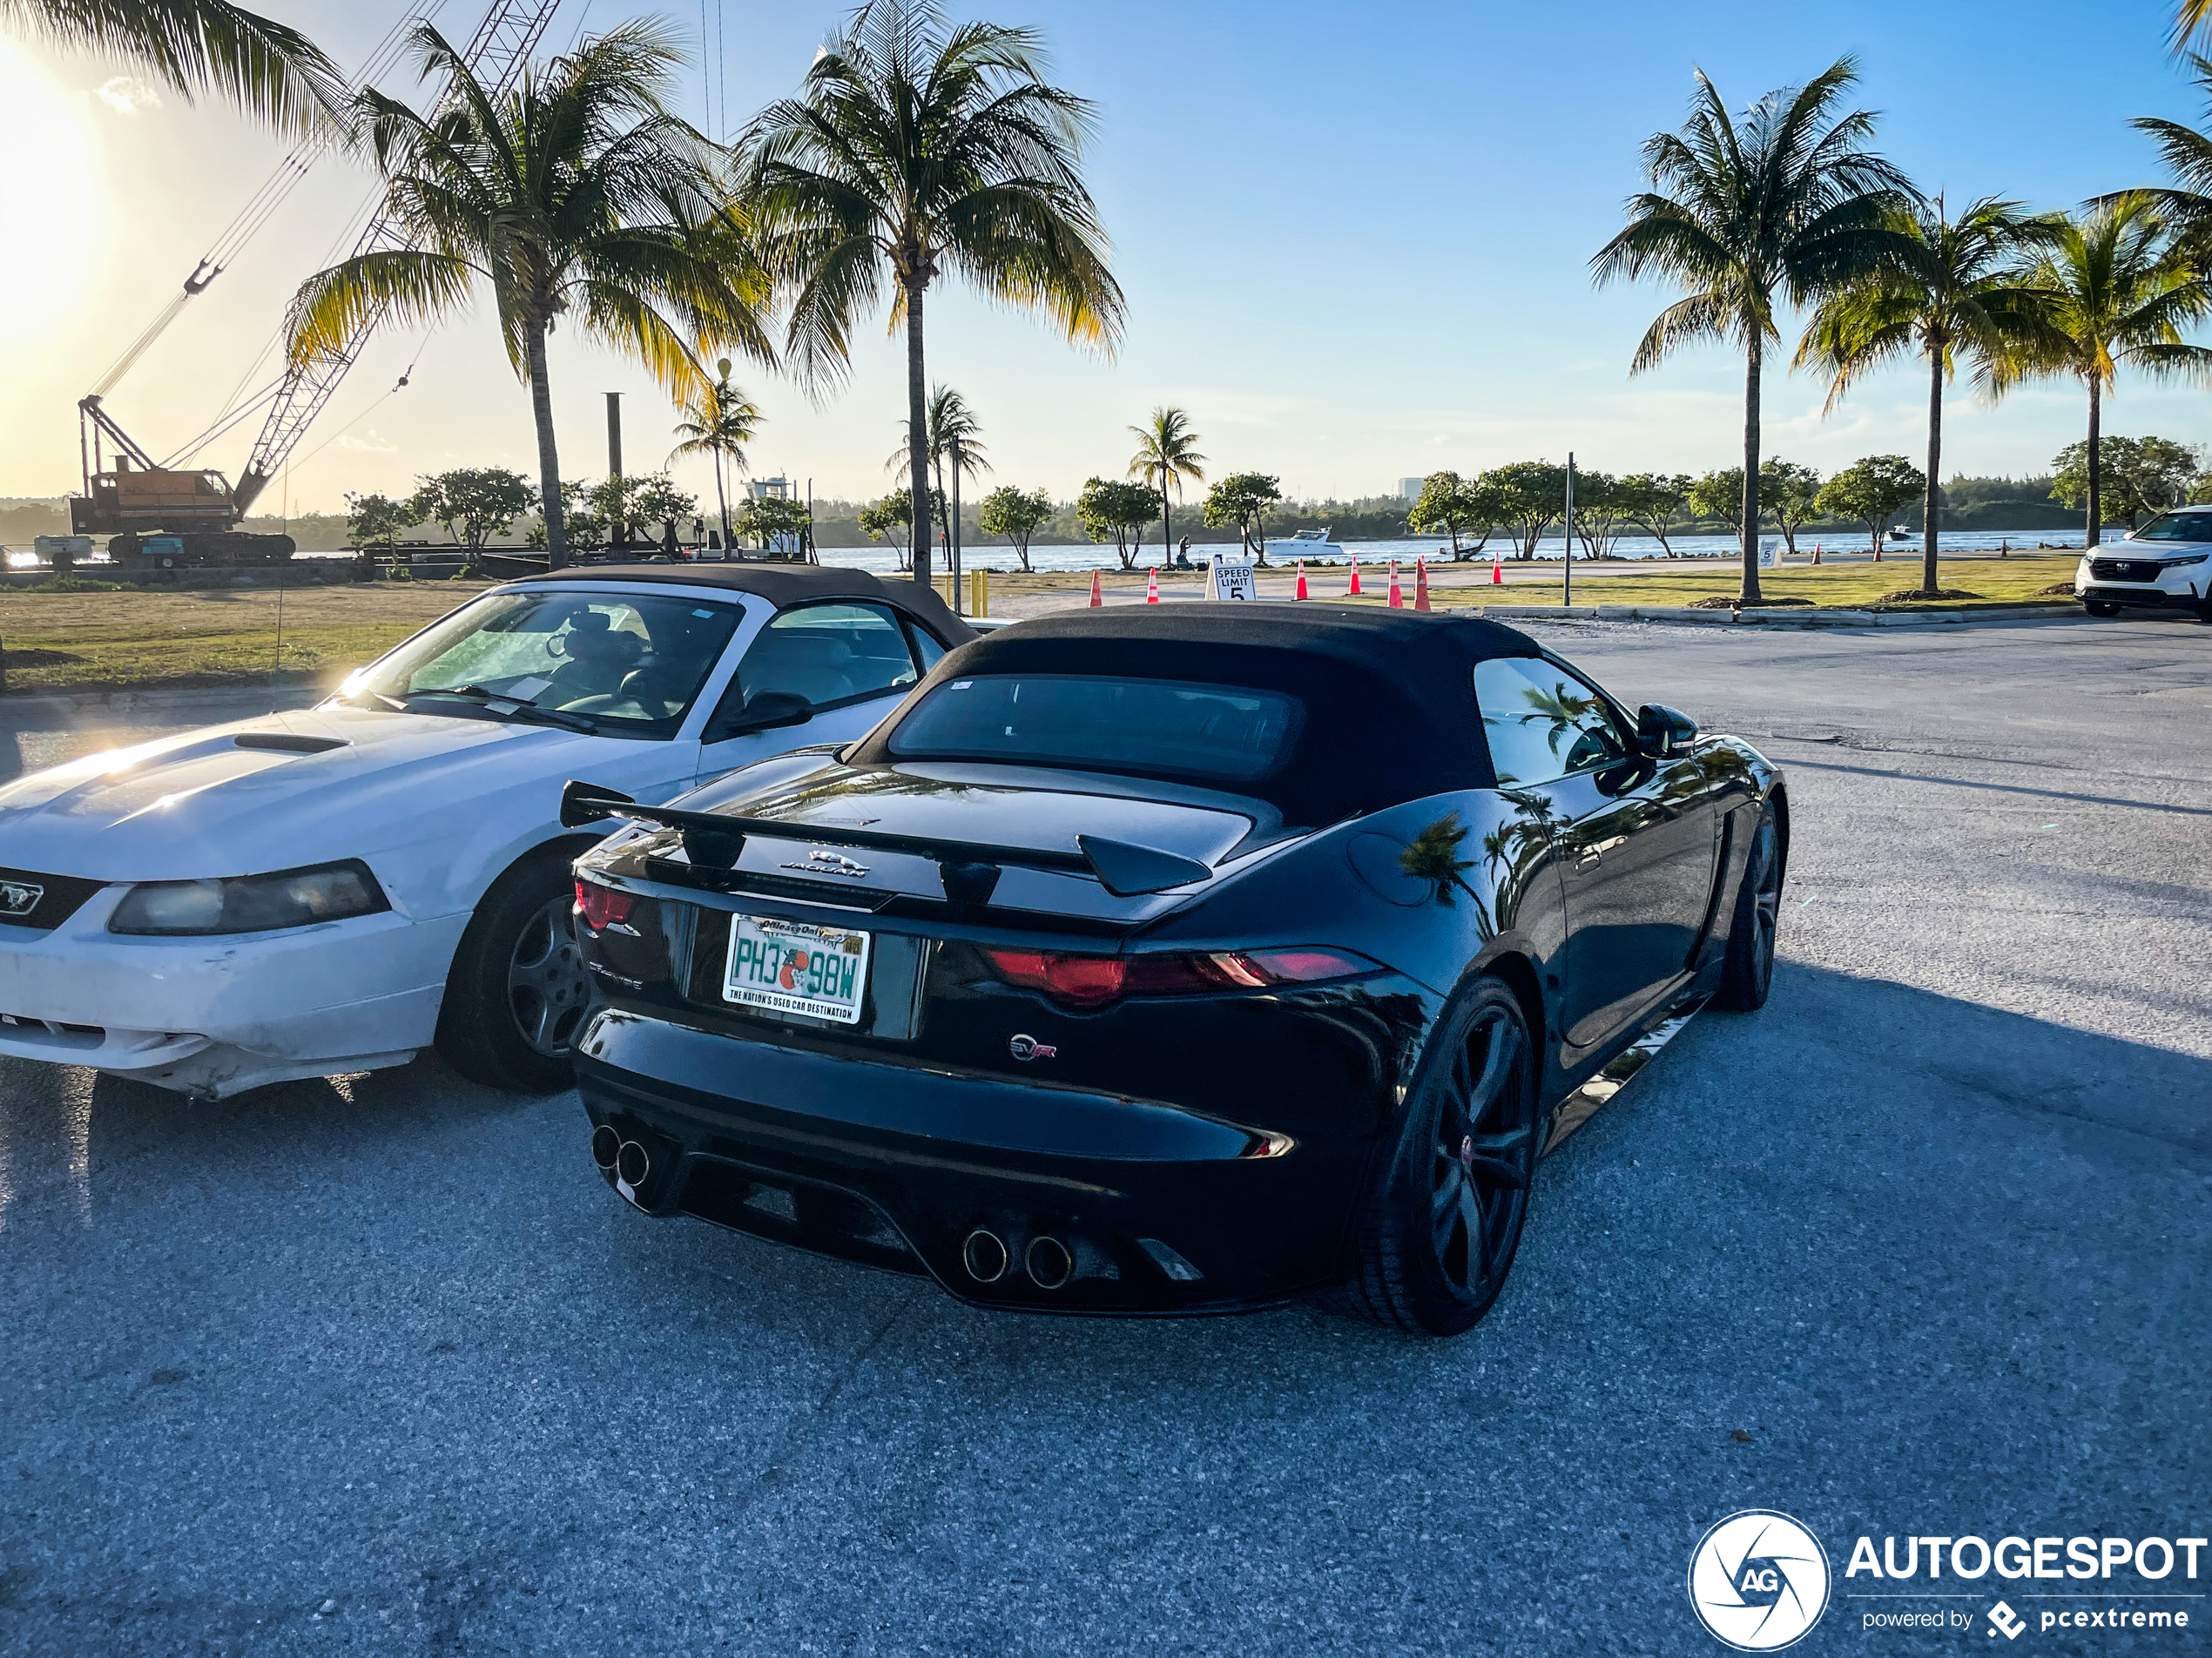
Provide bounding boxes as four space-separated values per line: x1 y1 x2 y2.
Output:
885 674 1302 784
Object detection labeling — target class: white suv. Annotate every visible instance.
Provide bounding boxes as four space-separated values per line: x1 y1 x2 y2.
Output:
2077 510 2212 621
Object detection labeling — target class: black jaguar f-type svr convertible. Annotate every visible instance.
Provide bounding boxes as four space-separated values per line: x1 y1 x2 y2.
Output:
562 606 1786 1336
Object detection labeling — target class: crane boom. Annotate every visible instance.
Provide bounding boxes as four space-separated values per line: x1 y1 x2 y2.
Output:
230 0 566 515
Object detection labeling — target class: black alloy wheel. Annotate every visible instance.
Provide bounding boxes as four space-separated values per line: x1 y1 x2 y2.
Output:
1715 805 1781 1012
1347 979 1539 1337
435 851 591 1091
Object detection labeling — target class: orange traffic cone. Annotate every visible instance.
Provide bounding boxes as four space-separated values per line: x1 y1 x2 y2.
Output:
1414 556 1432 612
1811 543 1822 566
1089 569 1103 606
1146 568 1159 603
1347 554 1362 597
1294 561 1308 601
1387 560 1404 608
1491 556 1502 586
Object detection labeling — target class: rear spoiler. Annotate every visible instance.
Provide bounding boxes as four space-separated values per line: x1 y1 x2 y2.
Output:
560 779 1213 899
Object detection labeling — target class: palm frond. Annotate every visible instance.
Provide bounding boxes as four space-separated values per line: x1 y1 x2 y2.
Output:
2 0 347 136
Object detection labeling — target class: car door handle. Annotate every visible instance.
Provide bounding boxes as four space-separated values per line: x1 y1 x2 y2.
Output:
1576 847 1602 870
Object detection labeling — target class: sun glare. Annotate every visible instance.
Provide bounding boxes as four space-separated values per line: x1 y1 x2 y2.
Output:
0 44 95 342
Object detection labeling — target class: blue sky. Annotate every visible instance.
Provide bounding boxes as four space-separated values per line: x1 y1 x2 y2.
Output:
1 0 2204 512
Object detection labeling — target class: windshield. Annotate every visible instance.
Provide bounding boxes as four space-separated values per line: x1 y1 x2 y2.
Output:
885 674 1302 785
339 590 744 735
2130 510 2212 543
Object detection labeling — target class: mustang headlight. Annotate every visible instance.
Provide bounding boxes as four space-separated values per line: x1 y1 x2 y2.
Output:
109 859 389 936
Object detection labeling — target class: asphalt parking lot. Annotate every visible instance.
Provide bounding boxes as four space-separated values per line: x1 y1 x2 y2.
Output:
1 612 2207 1655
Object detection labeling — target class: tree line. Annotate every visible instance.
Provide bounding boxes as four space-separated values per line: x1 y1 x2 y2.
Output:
1405 435 2205 562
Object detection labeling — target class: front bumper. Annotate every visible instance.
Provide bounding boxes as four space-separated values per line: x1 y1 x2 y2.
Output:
2076 561 2205 609
573 1006 1364 1315
0 884 465 1097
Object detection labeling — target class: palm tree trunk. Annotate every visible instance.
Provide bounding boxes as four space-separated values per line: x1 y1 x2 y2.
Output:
906 280 933 586
1739 341 1764 603
2084 375 2103 550
713 452 730 552
1922 349 1944 596
1161 464 1172 556
527 319 567 569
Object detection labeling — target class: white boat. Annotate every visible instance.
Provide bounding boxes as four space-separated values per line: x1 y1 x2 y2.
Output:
1263 527 1346 559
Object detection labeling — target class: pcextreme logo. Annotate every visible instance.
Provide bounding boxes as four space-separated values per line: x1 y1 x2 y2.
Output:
1688 1510 1832 1651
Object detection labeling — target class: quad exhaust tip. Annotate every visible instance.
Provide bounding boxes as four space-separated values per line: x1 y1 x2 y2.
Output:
590 1124 620 1172
961 1229 1009 1284
614 1140 651 1188
1025 1235 1074 1291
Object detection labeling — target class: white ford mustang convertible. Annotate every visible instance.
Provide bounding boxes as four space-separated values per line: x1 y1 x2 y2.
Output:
0 563 970 1097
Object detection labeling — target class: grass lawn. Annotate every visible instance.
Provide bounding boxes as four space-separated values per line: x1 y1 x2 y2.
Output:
0 579 494 697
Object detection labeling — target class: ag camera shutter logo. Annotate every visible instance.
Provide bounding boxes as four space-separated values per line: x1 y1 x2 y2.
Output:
1688 1510 1831 1651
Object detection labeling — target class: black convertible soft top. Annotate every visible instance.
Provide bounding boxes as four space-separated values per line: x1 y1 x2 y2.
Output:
501 562 974 644
851 603 1546 825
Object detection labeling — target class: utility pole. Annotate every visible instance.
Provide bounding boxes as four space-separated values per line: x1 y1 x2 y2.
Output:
604 392 624 553
1562 451 1575 608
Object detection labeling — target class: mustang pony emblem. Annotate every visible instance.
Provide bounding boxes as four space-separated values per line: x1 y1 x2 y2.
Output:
0 880 44 917
784 849 871 880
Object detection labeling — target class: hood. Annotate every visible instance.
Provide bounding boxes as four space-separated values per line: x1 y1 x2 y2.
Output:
0 705 632 882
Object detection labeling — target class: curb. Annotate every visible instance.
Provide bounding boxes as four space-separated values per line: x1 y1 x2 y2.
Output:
1445 603 2087 629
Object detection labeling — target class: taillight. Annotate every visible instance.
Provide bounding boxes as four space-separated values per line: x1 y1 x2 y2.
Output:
574 878 635 932
982 946 1374 1009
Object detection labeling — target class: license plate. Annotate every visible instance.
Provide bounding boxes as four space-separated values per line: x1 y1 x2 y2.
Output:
722 913 871 1024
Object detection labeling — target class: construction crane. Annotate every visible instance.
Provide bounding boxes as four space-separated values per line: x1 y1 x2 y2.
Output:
71 0 566 571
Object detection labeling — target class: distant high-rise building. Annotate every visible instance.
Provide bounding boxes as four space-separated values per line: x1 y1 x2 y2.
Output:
1399 476 1428 501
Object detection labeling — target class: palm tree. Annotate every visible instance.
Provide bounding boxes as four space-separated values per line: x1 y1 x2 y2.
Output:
1591 57 1912 603
2129 54 2212 256
743 0 1123 587
1127 406 1206 558
1993 193 2212 548
670 360 762 550
1797 197 2057 595
285 21 772 568
2175 1 2212 53
885 383 991 558
3 0 344 135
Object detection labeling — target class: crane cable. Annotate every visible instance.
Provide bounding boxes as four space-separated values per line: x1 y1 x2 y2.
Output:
86 0 454 401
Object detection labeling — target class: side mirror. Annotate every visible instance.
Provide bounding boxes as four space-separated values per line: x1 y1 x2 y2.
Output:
1636 704 1699 758
709 689 812 741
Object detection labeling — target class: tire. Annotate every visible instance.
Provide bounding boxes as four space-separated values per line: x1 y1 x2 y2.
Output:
435 851 592 1091
1714 804 1782 1012
1345 978 1540 1338
2083 601 2122 617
